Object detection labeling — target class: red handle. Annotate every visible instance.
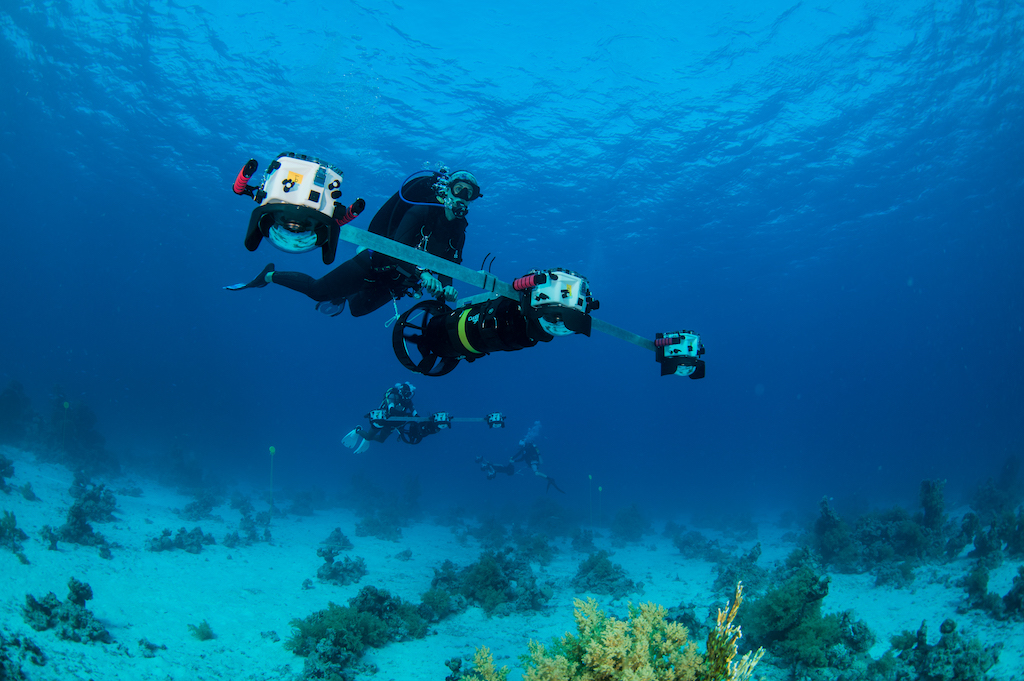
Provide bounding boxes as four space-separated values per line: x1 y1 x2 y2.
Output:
233 159 258 195
513 273 547 291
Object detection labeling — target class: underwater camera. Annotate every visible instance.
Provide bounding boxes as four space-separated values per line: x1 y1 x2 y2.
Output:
392 268 599 376
232 152 352 265
655 331 705 379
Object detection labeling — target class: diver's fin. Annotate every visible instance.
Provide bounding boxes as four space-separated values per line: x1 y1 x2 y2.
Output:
224 263 275 291
546 477 566 494
342 428 362 450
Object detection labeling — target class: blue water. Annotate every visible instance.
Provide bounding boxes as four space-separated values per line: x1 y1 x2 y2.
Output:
1 0 1021 518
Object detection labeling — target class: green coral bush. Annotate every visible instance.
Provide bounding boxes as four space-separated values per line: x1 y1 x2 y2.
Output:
739 549 874 668
875 619 1001 681
285 585 431 679
571 550 642 599
430 549 553 616
462 584 763 681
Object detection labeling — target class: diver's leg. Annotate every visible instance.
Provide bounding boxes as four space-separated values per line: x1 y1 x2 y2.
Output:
270 256 367 302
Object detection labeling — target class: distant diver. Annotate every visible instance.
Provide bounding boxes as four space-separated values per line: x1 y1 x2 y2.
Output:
226 167 482 318
341 382 426 454
341 383 505 454
476 422 565 493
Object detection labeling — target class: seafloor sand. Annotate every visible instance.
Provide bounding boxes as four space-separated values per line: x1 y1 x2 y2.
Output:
1 444 1021 681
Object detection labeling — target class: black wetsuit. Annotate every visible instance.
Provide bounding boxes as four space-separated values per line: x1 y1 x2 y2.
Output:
269 175 467 316
511 443 542 473
359 388 417 444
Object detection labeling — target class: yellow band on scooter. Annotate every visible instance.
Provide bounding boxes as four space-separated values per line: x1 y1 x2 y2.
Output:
458 308 479 354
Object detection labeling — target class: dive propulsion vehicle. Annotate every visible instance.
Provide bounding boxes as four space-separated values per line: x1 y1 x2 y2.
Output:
229 155 706 379
232 152 362 264
327 219 707 379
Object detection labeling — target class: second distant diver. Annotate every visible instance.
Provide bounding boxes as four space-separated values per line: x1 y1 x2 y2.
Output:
476 438 565 493
226 168 482 317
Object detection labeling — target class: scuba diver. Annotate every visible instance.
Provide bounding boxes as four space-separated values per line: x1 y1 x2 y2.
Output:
475 423 565 493
225 168 483 317
341 382 441 454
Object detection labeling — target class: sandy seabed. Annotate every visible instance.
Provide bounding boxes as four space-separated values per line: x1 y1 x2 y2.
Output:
1 444 1021 681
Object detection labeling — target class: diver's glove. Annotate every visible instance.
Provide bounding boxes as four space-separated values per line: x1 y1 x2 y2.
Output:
419 271 444 297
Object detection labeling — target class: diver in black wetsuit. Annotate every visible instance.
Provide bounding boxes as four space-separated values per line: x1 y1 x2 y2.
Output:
476 440 565 493
226 169 482 317
340 382 432 454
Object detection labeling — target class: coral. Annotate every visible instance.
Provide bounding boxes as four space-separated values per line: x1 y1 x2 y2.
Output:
512 524 556 565
431 550 553 616
1002 565 1024 617
349 585 427 641
463 647 509 681
43 394 119 476
420 587 457 622
230 492 255 516
970 456 1023 523
286 586 429 678
740 550 873 668
672 530 729 563
231 509 271 546
315 548 367 587
0 630 46 679
146 527 215 553
918 479 948 533
22 578 113 643
945 513 982 559
188 620 216 640
56 500 109 552
68 480 118 523
321 527 354 551
1 510 29 559
0 453 14 492
884 619 1001 681
39 525 59 550
712 543 770 596
18 482 37 501
286 602 386 679
571 529 598 554
470 517 509 549
138 638 167 657
570 550 642 599
811 496 859 571
610 504 652 546
1000 506 1024 556
177 490 221 522
463 585 763 681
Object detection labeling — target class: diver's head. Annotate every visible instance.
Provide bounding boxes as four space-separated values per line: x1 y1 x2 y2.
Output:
396 381 416 399
437 170 482 219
